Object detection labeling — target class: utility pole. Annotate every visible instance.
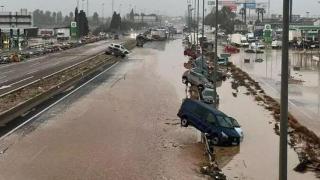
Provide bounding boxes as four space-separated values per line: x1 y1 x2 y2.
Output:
112 0 114 14
193 0 196 45
87 0 89 16
197 0 200 46
213 0 218 107
102 3 105 23
289 0 292 22
279 0 290 179
201 0 205 74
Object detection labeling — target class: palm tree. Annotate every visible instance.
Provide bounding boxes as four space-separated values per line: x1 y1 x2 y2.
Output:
256 8 266 22
239 8 245 22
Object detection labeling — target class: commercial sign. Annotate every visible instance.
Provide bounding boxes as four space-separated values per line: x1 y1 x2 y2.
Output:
263 24 273 44
70 21 78 38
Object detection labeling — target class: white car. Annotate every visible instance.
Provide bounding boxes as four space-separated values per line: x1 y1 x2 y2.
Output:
182 70 213 91
105 43 130 57
201 88 220 104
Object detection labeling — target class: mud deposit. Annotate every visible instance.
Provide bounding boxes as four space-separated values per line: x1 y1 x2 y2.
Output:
229 63 320 176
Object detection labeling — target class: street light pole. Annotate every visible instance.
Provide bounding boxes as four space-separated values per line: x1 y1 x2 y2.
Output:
202 0 205 74
213 0 218 108
194 0 196 45
197 0 200 46
279 0 290 179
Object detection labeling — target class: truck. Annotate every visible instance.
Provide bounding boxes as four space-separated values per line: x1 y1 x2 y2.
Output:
230 33 249 47
151 29 167 41
271 40 282 49
56 28 70 41
246 32 255 43
289 30 302 42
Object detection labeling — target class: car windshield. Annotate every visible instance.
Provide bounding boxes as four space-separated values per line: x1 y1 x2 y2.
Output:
216 115 234 128
203 89 213 96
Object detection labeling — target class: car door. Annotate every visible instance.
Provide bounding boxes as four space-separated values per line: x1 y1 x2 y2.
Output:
192 105 209 132
205 112 219 135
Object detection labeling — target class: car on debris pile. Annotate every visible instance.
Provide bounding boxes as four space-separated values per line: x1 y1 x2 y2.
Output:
177 99 242 146
182 70 214 91
201 88 220 104
105 43 129 58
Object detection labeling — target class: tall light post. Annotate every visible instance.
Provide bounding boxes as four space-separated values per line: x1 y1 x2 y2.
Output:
197 0 200 46
201 0 205 74
213 0 218 107
102 3 105 23
193 0 196 45
279 0 290 179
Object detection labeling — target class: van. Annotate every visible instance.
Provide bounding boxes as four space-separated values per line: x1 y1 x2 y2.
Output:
177 99 242 145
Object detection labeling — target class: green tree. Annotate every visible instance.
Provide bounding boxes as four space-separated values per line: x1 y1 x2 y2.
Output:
92 12 100 26
109 12 121 30
204 6 236 34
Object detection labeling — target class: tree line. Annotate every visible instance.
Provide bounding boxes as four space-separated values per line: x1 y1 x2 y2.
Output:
33 9 74 27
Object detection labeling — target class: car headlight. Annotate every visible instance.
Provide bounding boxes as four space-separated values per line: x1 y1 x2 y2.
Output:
221 132 228 139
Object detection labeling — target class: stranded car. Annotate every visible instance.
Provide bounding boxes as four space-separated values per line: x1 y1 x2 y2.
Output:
182 70 214 91
177 99 242 145
201 88 220 104
105 43 129 57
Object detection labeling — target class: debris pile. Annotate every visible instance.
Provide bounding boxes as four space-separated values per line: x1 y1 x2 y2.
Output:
229 63 320 175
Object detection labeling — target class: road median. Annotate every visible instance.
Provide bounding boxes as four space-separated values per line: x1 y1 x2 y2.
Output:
0 39 136 126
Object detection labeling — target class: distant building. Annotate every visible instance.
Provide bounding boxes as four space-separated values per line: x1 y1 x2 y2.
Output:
133 15 160 26
0 9 33 29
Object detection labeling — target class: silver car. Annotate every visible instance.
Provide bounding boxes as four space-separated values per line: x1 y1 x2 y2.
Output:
182 70 213 91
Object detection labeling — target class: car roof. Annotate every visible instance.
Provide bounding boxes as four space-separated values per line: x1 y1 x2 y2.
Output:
184 99 226 116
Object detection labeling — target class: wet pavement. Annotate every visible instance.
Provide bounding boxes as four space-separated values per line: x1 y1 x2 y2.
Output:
0 38 318 179
0 39 206 180
229 48 320 137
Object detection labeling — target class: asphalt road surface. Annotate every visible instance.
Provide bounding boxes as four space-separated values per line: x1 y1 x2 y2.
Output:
0 40 206 180
0 40 113 95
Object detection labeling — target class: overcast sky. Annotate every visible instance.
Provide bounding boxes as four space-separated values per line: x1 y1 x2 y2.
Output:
1 0 319 17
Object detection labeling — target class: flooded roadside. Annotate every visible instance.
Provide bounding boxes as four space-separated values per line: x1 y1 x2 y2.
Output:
229 48 320 138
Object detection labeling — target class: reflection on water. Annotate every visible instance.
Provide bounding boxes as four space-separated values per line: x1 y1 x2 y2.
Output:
227 46 320 135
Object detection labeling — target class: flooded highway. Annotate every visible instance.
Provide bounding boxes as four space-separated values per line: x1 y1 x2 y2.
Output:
0 39 317 179
229 48 320 137
0 40 206 180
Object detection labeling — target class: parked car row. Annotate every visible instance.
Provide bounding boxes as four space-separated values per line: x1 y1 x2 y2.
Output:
180 35 244 146
0 35 107 64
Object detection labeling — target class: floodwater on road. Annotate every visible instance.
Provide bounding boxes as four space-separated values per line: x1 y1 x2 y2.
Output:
229 47 320 137
217 79 316 180
0 39 206 180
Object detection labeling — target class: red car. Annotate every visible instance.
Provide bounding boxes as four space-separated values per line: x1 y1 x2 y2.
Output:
184 48 198 59
224 45 240 53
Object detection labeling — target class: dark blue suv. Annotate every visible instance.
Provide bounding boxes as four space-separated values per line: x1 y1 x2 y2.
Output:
177 99 241 146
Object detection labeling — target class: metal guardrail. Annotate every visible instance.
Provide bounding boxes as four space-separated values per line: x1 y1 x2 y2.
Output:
0 39 137 126
0 55 112 126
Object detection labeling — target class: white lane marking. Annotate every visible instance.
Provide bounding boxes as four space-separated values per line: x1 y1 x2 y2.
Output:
0 61 120 141
30 145 48 162
0 76 7 80
0 70 14 75
26 70 39 75
0 76 34 90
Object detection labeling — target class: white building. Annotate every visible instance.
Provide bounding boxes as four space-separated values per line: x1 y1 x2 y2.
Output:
0 9 33 29
133 15 160 26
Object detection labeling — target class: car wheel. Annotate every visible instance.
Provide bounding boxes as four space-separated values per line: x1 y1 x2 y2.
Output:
198 85 204 91
181 118 188 127
212 135 220 145
182 77 188 85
